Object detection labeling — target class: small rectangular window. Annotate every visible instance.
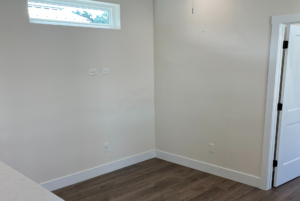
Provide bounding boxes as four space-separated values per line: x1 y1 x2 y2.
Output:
27 0 120 29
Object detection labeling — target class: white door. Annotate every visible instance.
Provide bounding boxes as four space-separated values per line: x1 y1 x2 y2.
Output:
274 24 300 187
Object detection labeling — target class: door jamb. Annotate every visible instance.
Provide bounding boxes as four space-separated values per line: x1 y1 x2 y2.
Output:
261 13 300 190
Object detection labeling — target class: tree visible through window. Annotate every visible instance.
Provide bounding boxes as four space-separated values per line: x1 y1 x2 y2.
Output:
28 2 110 25
27 0 120 29
72 10 109 24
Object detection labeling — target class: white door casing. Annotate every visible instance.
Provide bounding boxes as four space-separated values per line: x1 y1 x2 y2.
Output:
274 25 300 187
261 13 300 191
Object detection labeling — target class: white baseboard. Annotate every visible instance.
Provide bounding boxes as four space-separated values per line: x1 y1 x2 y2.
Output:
156 150 262 189
41 150 156 191
41 149 262 191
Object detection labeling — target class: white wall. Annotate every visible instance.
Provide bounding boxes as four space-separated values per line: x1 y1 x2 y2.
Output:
2 0 300 186
154 0 300 177
0 0 155 184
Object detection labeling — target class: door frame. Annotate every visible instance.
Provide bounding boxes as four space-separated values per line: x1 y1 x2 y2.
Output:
261 13 300 190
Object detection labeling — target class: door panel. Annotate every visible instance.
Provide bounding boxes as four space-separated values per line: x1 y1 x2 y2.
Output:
274 25 300 187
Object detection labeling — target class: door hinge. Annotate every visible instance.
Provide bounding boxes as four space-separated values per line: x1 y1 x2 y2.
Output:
278 103 283 111
283 41 289 49
273 160 278 167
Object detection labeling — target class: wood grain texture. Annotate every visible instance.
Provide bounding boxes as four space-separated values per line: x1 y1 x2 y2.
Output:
53 159 300 201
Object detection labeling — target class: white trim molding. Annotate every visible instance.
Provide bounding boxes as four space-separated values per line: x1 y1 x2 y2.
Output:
41 150 156 191
42 149 266 192
156 150 261 189
261 13 300 191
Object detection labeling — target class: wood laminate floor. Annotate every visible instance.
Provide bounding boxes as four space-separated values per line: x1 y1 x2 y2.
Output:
53 158 300 201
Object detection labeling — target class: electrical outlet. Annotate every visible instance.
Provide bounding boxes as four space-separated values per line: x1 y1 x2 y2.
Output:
102 68 110 75
104 143 109 153
89 69 97 76
209 143 215 153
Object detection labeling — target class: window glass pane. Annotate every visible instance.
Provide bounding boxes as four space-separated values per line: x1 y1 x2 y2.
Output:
28 2 109 25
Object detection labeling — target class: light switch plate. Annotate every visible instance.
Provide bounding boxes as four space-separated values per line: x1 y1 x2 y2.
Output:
102 68 110 75
89 69 97 76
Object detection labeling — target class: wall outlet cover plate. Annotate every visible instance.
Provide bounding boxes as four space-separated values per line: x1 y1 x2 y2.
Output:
89 69 97 76
102 68 110 75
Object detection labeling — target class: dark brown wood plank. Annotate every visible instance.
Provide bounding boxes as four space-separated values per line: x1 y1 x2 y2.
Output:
54 159 172 200
231 187 267 201
66 163 181 201
217 183 255 201
52 158 300 201
53 159 166 197
259 177 300 201
188 186 226 201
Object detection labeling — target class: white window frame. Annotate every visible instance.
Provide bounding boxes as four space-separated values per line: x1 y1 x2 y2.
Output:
28 0 121 29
